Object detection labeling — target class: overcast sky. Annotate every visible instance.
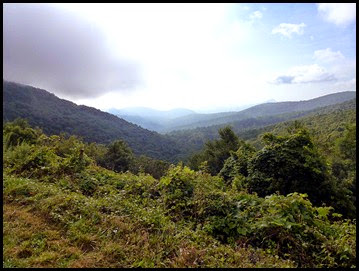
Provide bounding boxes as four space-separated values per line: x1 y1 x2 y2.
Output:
3 3 356 112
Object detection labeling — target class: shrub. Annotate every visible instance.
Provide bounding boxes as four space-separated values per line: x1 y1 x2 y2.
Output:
160 164 196 218
3 118 42 150
58 147 92 175
4 142 60 179
247 128 332 206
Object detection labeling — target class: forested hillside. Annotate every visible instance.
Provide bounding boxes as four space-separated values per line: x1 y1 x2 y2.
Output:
160 91 355 132
3 81 181 161
168 98 356 159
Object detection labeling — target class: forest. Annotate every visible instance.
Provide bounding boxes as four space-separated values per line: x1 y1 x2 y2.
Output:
3 112 356 267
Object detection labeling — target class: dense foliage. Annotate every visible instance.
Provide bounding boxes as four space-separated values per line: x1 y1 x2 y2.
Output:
3 119 356 268
246 125 331 204
188 126 241 175
189 122 356 219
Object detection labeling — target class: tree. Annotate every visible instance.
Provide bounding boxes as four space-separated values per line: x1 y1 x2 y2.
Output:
129 155 170 179
247 126 332 205
188 126 241 175
219 142 256 184
3 118 42 149
330 124 356 218
101 140 134 173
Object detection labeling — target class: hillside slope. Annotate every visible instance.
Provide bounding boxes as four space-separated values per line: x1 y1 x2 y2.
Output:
3 121 355 268
168 98 356 158
3 81 180 161
163 91 356 132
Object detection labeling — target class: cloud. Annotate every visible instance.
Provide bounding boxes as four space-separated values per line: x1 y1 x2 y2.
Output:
270 64 336 85
273 76 296 84
3 4 142 99
313 48 344 63
317 3 356 26
272 23 306 38
333 77 356 91
250 11 263 20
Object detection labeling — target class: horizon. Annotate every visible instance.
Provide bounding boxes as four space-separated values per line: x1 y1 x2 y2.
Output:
3 3 356 112
4 79 355 115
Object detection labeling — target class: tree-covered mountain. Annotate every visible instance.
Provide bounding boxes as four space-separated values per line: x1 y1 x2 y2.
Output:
238 98 357 149
167 98 356 159
3 81 181 161
161 91 355 132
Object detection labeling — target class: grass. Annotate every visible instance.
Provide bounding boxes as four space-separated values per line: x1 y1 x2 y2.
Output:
3 171 295 268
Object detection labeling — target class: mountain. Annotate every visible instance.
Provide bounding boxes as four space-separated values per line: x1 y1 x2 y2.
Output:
167 98 356 159
108 107 196 131
109 92 354 134
162 91 355 132
241 98 356 151
3 81 181 162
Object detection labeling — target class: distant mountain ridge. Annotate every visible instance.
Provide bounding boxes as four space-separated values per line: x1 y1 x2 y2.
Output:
3 81 181 161
109 92 355 133
3 80 355 162
108 107 196 131
166 98 356 158
161 91 356 132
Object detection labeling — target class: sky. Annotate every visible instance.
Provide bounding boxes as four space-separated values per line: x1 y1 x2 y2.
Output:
3 3 356 113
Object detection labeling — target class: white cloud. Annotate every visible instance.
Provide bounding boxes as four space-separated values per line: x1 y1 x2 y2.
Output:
250 11 263 20
272 23 306 38
334 77 356 91
317 3 356 26
313 48 345 63
270 64 336 84
57 3 264 111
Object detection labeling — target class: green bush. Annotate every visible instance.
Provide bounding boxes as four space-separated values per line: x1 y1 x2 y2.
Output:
58 147 92 175
4 142 60 179
100 140 134 173
219 142 256 184
160 164 196 218
247 128 332 205
79 176 98 196
3 118 42 150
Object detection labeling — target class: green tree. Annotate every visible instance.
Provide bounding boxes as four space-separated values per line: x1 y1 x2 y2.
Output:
3 118 42 149
247 126 332 205
329 124 356 218
130 155 170 179
219 142 256 185
101 140 134 173
84 142 108 166
337 123 356 163
188 126 240 175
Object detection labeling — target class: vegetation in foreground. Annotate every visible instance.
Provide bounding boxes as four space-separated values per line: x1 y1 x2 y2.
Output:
3 119 356 268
